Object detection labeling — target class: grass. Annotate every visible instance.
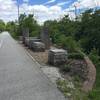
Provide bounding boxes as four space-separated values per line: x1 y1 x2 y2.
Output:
88 64 100 100
56 79 89 100
88 49 100 100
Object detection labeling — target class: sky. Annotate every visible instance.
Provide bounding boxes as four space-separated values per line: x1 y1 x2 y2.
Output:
0 0 100 24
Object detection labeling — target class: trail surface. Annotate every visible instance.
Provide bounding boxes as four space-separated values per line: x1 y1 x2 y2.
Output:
0 32 66 100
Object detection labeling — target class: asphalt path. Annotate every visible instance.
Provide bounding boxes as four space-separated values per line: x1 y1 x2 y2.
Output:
0 32 66 100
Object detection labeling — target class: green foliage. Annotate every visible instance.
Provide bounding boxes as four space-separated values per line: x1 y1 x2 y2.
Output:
6 14 40 38
0 20 5 32
63 36 78 52
53 34 78 52
88 48 100 100
44 9 100 55
30 30 40 37
89 48 100 65
79 9 100 54
56 79 88 100
61 64 71 72
68 53 84 59
19 14 39 35
6 21 18 38
88 90 100 100
56 79 75 98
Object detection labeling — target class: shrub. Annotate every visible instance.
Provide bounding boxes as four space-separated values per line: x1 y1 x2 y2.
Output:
61 64 71 72
88 48 100 100
30 30 40 37
89 48 100 65
68 53 84 59
53 35 78 53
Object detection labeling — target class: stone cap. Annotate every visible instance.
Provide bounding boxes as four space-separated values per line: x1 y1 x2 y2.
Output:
33 42 45 47
33 42 44 44
49 49 67 53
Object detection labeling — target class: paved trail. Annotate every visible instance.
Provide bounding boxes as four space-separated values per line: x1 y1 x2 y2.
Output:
0 32 66 100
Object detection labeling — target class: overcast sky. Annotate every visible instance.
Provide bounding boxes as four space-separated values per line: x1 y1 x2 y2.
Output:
0 0 100 24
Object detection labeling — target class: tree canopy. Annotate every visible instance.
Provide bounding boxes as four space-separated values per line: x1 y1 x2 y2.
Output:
0 20 5 32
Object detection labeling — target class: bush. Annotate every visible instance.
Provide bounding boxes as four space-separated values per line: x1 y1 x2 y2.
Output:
61 64 71 72
53 35 78 53
68 53 84 59
88 48 100 100
64 36 78 52
89 48 100 65
30 30 40 37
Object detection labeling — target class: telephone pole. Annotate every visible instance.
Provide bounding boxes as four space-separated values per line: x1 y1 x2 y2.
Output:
74 1 80 21
74 4 77 20
94 0 98 10
17 0 20 25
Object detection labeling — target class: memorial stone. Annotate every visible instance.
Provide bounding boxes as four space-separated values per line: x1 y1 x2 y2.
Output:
48 49 67 66
40 27 51 49
22 28 29 43
29 38 41 49
32 42 45 52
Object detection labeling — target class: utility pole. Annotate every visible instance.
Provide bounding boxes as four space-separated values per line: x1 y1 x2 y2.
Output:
74 1 80 21
94 0 98 10
74 4 77 20
17 0 20 25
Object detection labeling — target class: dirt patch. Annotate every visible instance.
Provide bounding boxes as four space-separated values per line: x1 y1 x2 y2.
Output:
27 49 49 66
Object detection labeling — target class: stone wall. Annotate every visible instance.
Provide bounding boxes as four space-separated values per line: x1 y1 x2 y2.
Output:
69 60 88 80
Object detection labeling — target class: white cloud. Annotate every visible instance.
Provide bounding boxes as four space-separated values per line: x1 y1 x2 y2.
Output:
71 0 100 9
0 0 18 22
0 0 99 25
57 1 71 6
44 0 56 5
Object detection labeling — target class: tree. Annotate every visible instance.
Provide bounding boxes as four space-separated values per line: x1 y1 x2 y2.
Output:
6 21 18 38
19 14 40 37
0 20 5 32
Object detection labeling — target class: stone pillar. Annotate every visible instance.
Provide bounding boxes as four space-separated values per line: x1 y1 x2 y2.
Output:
19 36 23 41
22 28 29 44
22 28 29 37
40 27 51 49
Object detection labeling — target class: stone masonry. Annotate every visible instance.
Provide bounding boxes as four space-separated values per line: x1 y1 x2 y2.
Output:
48 49 67 66
32 42 45 52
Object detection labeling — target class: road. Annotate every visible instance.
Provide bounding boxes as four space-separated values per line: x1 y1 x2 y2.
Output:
0 32 66 100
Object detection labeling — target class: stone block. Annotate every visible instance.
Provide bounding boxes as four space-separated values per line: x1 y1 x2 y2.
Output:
24 37 41 47
32 42 45 52
29 38 41 49
48 49 67 66
19 36 23 41
24 37 29 46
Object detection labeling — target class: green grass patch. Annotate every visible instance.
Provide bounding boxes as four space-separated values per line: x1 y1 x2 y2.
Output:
68 53 84 59
88 49 100 100
56 79 89 100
